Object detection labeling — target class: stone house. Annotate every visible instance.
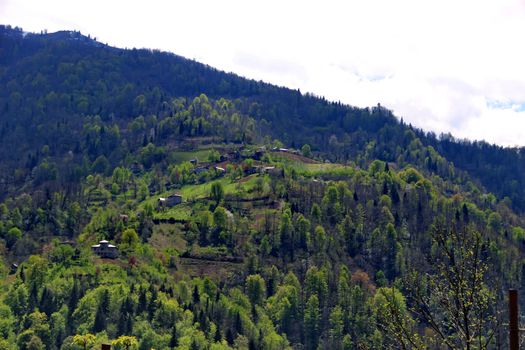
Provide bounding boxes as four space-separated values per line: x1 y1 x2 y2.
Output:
158 194 183 207
92 240 118 259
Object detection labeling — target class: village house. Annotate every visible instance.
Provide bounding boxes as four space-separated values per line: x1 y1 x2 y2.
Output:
192 167 208 175
92 240 118 259
261 166 282 176
245 165 259 175
158 194 183 207
261 166 275 173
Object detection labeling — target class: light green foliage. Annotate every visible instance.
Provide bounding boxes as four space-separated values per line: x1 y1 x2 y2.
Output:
304 295 320 350
72 333 96 350
140 143 166 169
18 330 45 350
26 256 47 290
310 225 327 255
208 149 221 163
0 203 8 218
322 185 341 224
0 57 522 350
304 266 328 306
511 226 525 242
379 194 392 209
112 335 138 350
487 212 502 232
399 167 423 184
254 176 265 193
272 140 283 149
246 274 266 306
294 213 310 249
6 227 22 248
213 206 228 231
120 228 139 250
0 338 16 350
0 302 14 335
153 296 181 329
368 160 385 176
373 287 407 314
372 287 423 349
329 306 344 349
129 115 146 134
25 310 50 342
260 236 271 257
50 310 66 348
279 210 292 250
210 181 225 204
301 144 311 157
310 203 321 223
170 161 193 185
380 206 394 226
5 284 28 317
342 334 353 350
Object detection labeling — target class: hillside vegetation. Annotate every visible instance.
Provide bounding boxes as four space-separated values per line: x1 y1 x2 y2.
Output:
0 25 524 349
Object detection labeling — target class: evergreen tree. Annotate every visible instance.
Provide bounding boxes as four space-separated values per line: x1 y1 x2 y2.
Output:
304 295 320 350
169 324 178 348
93 304 107 333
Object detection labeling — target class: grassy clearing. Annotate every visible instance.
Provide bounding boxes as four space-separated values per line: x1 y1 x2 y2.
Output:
154 203 193 220
276 156 352 174
179 175 263 200
196 143 238 151
301 163 350 172
172 149 214 163
150 225 187 253
270 151 319 164
266 151 354 176
139 174 264 213
179 180 220 200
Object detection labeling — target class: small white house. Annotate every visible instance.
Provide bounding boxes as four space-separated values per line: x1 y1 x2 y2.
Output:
92 240 118 259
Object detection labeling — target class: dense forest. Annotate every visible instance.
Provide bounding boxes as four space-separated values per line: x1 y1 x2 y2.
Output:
1 24 525 349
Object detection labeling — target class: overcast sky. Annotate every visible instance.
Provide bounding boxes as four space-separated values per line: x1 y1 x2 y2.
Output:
2 0 525 146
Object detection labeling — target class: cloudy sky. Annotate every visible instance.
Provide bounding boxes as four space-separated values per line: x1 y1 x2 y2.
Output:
2 0 525 146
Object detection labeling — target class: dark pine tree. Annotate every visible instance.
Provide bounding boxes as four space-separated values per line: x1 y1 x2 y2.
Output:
192 285 200 304
93 304 107 333
169 324 178 348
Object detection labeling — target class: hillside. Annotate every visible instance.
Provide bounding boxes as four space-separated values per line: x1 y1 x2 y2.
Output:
2 25 525 211
0 24 524 349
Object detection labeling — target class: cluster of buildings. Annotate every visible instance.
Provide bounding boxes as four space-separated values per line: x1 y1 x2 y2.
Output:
85 147 297 260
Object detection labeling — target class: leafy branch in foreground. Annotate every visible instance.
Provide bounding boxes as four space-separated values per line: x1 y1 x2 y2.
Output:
378 225 501 349
72 334 96 350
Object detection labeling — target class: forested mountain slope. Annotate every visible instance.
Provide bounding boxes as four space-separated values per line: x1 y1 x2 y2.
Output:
0 25 525 350
2 25 525 211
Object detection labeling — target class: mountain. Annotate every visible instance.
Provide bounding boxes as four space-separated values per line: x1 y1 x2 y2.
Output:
2 25 525 211
0 24 524 349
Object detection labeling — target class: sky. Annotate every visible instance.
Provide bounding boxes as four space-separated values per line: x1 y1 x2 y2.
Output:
2 0 525 146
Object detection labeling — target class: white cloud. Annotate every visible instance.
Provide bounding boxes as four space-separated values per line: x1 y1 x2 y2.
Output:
2 0 525 145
